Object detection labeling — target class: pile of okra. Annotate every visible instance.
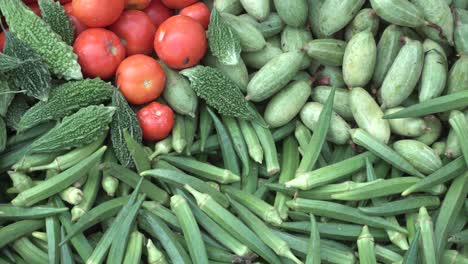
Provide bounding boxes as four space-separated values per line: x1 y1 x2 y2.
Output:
2 0 468 263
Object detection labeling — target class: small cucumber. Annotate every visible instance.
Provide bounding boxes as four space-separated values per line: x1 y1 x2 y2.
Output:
412 0 454 45
369 0 425 28
259 13 285 38
264 80 311 128
418 39 448 102
214 0 244 15
300 102 351 145
221 12 266 52
273 0 308 27
280 26 313 70
240 0 270 21
242 43 283 70
446 56 468 95
384 107 427 137
319 0 366 36
344 8 380 41
304 39 346 67
312 86 353 121
314 66 346 87
307 0 327 38
203 53 249 92
393 140 443 174
416 116 442 146
161 63 198 117
372 24 402 88
246 51 304 102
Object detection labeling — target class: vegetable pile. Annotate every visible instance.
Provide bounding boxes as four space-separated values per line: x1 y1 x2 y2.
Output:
0 0 467 263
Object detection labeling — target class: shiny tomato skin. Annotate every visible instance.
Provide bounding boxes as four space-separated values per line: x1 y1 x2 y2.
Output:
109 10 156 56
73 28 125 79
125 0 151 9
137 102 174 141
72 0 124 27
179 2 210 29
64 3 88 37
143 0 173 28
161 0 197 9
154 15 207 69
0 32 5 53
116 54 166 105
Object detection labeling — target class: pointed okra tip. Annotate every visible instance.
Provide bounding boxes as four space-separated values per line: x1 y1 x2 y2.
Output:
285 176 308 190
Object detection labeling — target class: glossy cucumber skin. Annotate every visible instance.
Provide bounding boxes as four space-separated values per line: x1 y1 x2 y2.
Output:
246 51 304 102
264 80 311 128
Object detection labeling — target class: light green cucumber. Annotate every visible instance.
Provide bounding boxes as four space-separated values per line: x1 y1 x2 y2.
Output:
453 0 468 8
344 8 380 41
292 71 312 82
372 25 402 88
384 107 427 137
446 128 462 159
259 13 285 38
380 38 424 108
241 43 283 70
214 0 244 15
273 0 308 27
221 12 266 52
319 0 366 36
412 0 454 45
202 53 249 92
342 30 377 88
454 22 468 55
304 39 346 67
393 140 443 174
307 0 327 38
267 35 281 48
432 141 446 157
418 39 448 102
369 0 426 27
350 87 390 144
312 86 353 121
240 0 270 21
315 66 346 88
300 102 351 145
161 63 198 117
446 56 468 95
246 51 304 102
416 116 442 146
264 80 311 128
280 26 313 69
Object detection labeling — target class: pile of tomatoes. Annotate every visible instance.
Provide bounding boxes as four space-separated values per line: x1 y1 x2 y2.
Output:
1 0 211 141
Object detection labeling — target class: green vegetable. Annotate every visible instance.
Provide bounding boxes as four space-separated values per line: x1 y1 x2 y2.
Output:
207 9 241 65
0 0 82 80
38 0 74 45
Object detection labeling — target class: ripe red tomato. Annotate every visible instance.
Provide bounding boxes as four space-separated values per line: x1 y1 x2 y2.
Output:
137 102 174 141
72 0 124 27
125 0 151 10
73 28 125 79
161 0 197 9
154 15 206 69
109 10 156 56
179 2 210 29
0 32 6 53
143 0 173 28
63 3 88 38
116 54 166 105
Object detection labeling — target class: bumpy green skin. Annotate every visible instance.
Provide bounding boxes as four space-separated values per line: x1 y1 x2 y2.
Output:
305 39 346 67
221 12 266 52
393 140 442 174
0 79 15 117
207 9 242 65
312 86 353 120
350 87 390 144
38 0 74 45
30 105 115 153
412 0 454 45
5 96 29 131
319 0 366 36
0 117 6 153
181 66 255 120
203 53 249 92
300 102 351 145
242 43 283 70
110 89 142 169
372 25 402 87
160 63 198 116
342 31 377 88
0 0 82 80
264 80 311 128
273 0 308 27
419 39 447 102
281 26 313 70
344 8 380 41
370 0 425 27
18 78 114 132
246 51 303 102
447 56 468 94
380 39 424 108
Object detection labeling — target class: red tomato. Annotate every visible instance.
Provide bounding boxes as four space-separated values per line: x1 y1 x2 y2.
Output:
72 0 124 27
137 102 174 141
116 54 166 105
125 0 151 9
154 15 206 69
161 0 197 9
28 3 41 17
23 0 71 3
143 0 173 28
63 3 88 38
179 2 210 29
109 10 156 56
73 28 125 79
0 32 6 53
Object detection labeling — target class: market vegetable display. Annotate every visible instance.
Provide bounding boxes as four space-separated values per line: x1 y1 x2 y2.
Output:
0 0 467 263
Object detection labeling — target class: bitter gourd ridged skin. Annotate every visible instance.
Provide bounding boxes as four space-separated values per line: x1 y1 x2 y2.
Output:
110 89 142 169
18 78 114 132
38 0 74 45
0 78 14 117
5 96 29 131
181 66 255 120
30 105 115 153
0 0 82 80
207 9 242 65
